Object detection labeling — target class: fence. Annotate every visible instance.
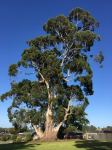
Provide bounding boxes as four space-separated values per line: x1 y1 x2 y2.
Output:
83 133 112 141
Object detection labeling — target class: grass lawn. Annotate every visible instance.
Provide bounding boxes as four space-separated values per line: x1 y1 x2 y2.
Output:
0 140 112 150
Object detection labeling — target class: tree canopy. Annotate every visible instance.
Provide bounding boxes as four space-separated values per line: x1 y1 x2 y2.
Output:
1 7 104 140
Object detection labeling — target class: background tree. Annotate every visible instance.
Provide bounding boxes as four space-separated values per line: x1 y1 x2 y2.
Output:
102 126 112 132
84 125 97 133
1 7 103 140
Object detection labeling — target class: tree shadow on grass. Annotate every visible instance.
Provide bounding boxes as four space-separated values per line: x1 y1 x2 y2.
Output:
75 140 112 150
0 142 41 150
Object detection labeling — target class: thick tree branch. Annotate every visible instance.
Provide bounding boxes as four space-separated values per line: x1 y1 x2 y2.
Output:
33 125 44 138
55 102 72 131
31 61 51 101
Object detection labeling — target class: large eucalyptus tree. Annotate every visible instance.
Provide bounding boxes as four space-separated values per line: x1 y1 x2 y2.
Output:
1 8 103 140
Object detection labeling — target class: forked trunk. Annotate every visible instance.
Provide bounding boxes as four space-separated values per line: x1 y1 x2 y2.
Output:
35 72 62 140
33 106 62 141
42 106 58 140
33 125 44 138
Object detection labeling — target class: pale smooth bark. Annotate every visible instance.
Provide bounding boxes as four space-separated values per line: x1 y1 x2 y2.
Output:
33 125 44 138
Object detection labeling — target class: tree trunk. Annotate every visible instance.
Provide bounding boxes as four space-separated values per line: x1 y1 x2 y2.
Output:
33 125 44 139
43 128 58 141
42 106 58 140
33 106 62 141
36 72 61 140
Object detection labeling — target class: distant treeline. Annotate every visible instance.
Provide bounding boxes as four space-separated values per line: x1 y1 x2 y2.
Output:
85 125 112 133
0 127 28 134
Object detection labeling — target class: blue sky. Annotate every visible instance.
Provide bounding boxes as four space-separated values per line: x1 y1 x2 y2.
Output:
0 0 112 128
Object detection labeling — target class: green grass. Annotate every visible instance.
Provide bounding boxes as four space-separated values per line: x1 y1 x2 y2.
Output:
0 140 112 150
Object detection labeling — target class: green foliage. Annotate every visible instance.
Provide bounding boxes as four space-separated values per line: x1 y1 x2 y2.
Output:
23 133 32 142
64 125 78 134
1 7 103 134
14 133 32 143
8 128 17 134
94 51 104 65
11 134 17 142
102 126 112 132
0 134 10 141
69 7 99 29
15 136 23 143
84 125 97 133
9 64 18 76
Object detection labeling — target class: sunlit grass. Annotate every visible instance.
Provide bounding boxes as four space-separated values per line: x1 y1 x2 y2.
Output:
0 140 112 150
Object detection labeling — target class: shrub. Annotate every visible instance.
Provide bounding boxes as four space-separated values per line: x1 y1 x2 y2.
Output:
0 134 10 141
11 134 17 142
24 133 32 142
15 136 23 143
